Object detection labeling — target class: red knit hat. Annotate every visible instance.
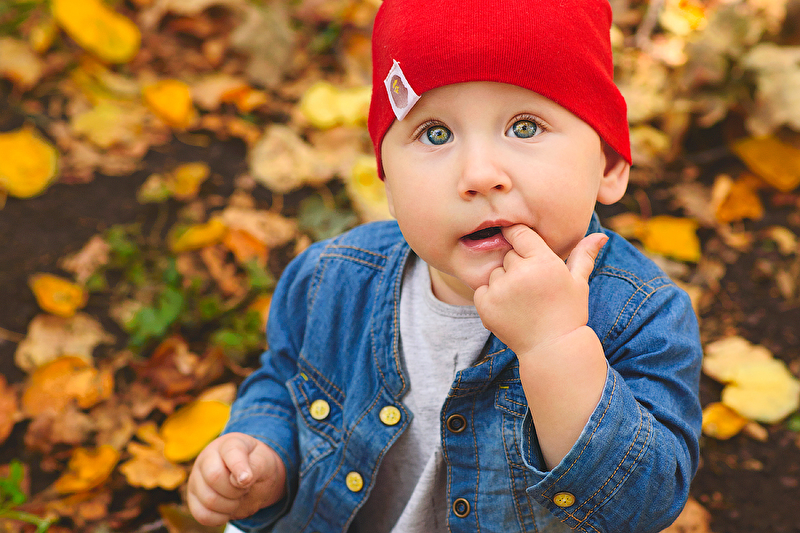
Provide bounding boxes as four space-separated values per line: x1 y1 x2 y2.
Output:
367 0 631 178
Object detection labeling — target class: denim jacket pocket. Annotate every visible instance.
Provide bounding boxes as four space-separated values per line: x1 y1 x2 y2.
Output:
287 367 343 476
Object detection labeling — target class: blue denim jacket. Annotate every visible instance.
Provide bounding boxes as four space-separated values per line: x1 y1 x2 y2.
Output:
225 214 702 533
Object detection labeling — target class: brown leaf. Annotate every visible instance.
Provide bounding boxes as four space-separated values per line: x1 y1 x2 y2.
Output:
59 235 111 284
25 404 95 454
0 376 21 446
21 356 113 417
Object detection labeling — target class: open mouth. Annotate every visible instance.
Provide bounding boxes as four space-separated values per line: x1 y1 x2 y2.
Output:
464 226 502 240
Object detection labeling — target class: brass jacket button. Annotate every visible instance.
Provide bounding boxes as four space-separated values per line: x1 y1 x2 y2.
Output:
379 405 401 426
446 414 467 433
309 399 330 420
553 491 576 508
452 497 471 518
345 471 364 492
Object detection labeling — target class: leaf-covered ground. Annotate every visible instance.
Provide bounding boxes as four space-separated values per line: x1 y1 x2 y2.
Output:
1 0 800 532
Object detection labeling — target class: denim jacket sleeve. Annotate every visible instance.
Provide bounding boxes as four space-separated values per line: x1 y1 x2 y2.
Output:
521 231 703 533
222 240 326 531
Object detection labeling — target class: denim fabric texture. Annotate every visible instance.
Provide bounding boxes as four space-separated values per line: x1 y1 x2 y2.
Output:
225 213 702 533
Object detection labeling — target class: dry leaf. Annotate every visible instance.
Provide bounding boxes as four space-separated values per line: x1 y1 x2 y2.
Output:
53 445 120 494
219 206 297 248
346 155 392 222
71 100 147 149
196 383 238 404
52 0 141 64
0 37 45 89
119 422 187 490
702 402 749 439
191 73 250 111
139 162 211 203
249 125 334 193
704 336 800 423
223 229 268 267
25 404 95 454
635 215 701 263
28 273 88 318
713 174 764 224
0 128 59 198
741 43 800 135
660 497 713 533
160 400 230 462
21 356 113 417
0 376 20 446
230 2 296 89
15 312 114 372
143 79 197 129
59 235 112 284
169 217 228 253
132 337 225 396
764 226 798 255
731 136 800 192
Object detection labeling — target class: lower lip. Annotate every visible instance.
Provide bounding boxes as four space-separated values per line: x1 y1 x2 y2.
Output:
460 233 510 252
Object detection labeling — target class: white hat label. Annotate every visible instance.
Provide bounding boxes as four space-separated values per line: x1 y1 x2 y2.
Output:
384 60 420 121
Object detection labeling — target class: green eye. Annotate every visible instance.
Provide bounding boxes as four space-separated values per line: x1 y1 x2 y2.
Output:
425 126 452 145
509 120 538 138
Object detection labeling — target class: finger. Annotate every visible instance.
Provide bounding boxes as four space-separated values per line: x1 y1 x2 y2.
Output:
566 233 608 283
187 489 235 527
502 249 522 271
219 435 259 489
501 224 547 259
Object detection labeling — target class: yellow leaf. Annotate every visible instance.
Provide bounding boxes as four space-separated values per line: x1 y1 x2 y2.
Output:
53 445 120 494
299 81 371 129
731 136 800 192
168 218 228 253
702 402 748 440
71 100 145 149
170 162 211 200
160 400 231 462
0 128 59 198
52 0 141 64
143 79 197 129
635 215 701 262
346 155 392 223
703 336 800 424
119 422 187 490
28 273 88 318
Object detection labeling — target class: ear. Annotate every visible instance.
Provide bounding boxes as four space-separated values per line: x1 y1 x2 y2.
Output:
596 143 630 205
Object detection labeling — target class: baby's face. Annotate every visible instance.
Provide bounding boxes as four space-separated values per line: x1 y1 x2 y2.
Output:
381 82 628 305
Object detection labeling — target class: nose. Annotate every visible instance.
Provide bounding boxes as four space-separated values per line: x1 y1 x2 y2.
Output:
457 144 512 200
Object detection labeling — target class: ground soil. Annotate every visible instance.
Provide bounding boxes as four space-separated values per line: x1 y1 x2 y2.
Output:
2 131 800 531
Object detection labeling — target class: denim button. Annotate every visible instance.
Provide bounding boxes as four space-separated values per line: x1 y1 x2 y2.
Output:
452 497 471 517
446 414 466 433
309 399 330 420
553 492 576 507
346 471 364 492
379 405 401 426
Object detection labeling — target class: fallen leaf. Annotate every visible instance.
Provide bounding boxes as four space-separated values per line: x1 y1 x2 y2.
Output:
246 294 272 330
201 245 246 296
764 226 798 255
0 376 20 446
731 136 800 192
635 215 702 263
71 100 147 149
191 73 250 111
299 81 371 129
159 502 224 533
119 422 187 490
230 2 296 89
0 37 45 89
704 336 800 423
249 125 334 193
46 490 112 528
160 400 230 462
21 356 113 417
346 155 392 223
132 337 224 396
15 312 115 372
713 173 764 224
25 404 95 454
139 162 211 203
219 206 298 249
28 273 88 318
660 497 712 533
223 229 268 267
196 383 238 404
59 235 112 284
53 445 120 494
0 128 59 198
702 402 749 439
90 400 137 450
52 0 141 64
143 79 197 129
659 0 707 36
169 217 228 253
740 43 800 135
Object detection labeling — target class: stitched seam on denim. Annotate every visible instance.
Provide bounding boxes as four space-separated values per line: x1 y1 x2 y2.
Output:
252 435 294 474
299 439 334 477
470 392 482 532
325 244 389 260
319 253 385 270
601 280 673 344
503 409 528 530
297 356 345 403
571 390 648 522
595 266 672 288
229 404 294 421
442 393 453 532
543 373 617 495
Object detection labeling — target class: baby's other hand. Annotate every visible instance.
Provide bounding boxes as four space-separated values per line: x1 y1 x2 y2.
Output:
187 432 287 526
473 225 607 355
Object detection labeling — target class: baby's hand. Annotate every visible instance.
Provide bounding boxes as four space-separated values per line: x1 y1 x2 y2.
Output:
473 225 607 356
187 432 287 527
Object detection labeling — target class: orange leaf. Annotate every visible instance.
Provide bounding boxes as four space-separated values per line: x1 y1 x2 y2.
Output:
702 402 749 440
168 218 228 253
29 273 88 318
21 356 112 417
53 445 120 494
0 376 20 445
143 79 197 129
0 128 59 198
635 216 701 263
714 174 764 224
223 228 268 267
731 136 800 192
119 422 187 490
160 400 231 462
